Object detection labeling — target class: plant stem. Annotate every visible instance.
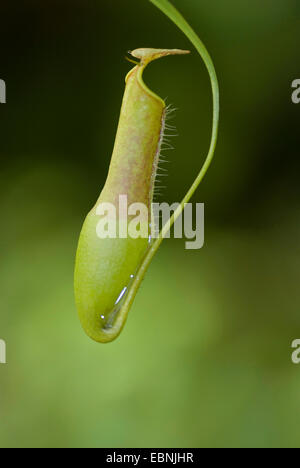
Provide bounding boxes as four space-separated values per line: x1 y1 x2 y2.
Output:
119 0 220 323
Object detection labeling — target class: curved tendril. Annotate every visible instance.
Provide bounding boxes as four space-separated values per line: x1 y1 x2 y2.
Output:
116 0 220 329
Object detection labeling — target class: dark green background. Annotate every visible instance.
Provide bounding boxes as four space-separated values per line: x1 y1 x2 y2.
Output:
0 0 300 448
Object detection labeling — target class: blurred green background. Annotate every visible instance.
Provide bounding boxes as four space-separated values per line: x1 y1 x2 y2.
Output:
0 0 300 448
